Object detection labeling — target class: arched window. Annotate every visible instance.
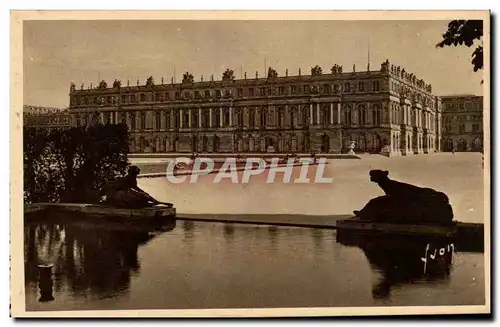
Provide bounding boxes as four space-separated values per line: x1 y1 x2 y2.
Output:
130 112 136 130
260 107 267 127
164 111 171 129
237 109 243 127
192 109 199 128
277 107 284 127
290 108 296 128
249 108 255 128
321 106 329 125
203 110 210 128
357 105 365 125
343 105 351 126
155 112 161 130
302 108 309 125
372 104 381 126
224 109 230 127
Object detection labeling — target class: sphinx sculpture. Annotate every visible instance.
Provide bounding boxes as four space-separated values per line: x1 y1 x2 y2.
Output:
353 170 454 225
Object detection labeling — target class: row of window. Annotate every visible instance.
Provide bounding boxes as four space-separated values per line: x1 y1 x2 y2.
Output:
444 102 483 111
71 81 382 106
75 107 386 130
444 123 482 133
444 115 482 122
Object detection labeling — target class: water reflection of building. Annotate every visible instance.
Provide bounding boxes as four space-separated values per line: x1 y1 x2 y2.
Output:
24 222 169 301
337 232 453 300
68 60 441 156
441 95 483 152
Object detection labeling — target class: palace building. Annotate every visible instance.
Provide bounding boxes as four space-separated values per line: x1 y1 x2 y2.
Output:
441 95 483 152
24 105 71 130
67 59 441 155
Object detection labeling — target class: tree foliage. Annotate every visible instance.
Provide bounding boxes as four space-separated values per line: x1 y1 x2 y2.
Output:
24 123 130 204
436 20 484 72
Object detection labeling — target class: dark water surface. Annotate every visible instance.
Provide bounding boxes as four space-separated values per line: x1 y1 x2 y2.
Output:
24 218 485 311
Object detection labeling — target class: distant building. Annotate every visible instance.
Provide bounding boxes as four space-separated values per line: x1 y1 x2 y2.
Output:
67 59 441 155
23 105 71 130
441 95 483 152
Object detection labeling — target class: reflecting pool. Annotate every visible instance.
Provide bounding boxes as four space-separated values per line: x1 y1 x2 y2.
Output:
24 218 485 311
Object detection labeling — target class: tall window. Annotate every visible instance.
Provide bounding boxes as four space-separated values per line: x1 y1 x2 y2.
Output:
224 109 230 126
156 112 161 130
205 90 211 99
249 108 255 128
237 110 243 127
130 95 136 102
140 94 146 102
215 90 222 98
260 108 267 127
192 110 199 128
249 88 254 96
459 124 466 133
195 91 201 99
372 105 381 126
303 85 310 93
290 85 297 94
203 110 210 128
174 111 180 129
183 111 189 127
373 81 380 91
214 110 221 127
277 108 284 127
278 86 284 95
321 107 329 125
139 113 145 129
165 92 170 100
260 87 266 96
237 88 243 97
344 83 351 92
130 113 136 130
165 111 170 129
358 82 364 92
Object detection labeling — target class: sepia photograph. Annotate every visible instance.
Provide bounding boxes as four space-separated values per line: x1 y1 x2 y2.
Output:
10 10 490 317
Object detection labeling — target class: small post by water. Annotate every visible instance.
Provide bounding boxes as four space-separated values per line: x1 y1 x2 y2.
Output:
37 264 55 302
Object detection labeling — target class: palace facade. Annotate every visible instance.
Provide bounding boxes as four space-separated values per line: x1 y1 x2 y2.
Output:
24 105 71 130
68 60 441 155
441 95 483 152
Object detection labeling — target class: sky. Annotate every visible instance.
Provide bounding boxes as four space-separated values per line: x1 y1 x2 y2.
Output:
23 20 484 108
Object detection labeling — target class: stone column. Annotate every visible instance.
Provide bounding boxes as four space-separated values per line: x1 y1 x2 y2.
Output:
337 102 341 125
188 109 192 128
229 106 233 127
219 108 223 127
99 112 104 124
209 108 213 127
316 103 320 125
309 103 313 125
366 102 372 125
330 103 334 124
198 108 202 127
179 109 183 128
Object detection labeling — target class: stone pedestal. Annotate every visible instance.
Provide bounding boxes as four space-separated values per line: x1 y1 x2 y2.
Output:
380 145 391 157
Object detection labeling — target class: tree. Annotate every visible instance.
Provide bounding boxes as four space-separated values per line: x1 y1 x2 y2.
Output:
436 20 483 72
